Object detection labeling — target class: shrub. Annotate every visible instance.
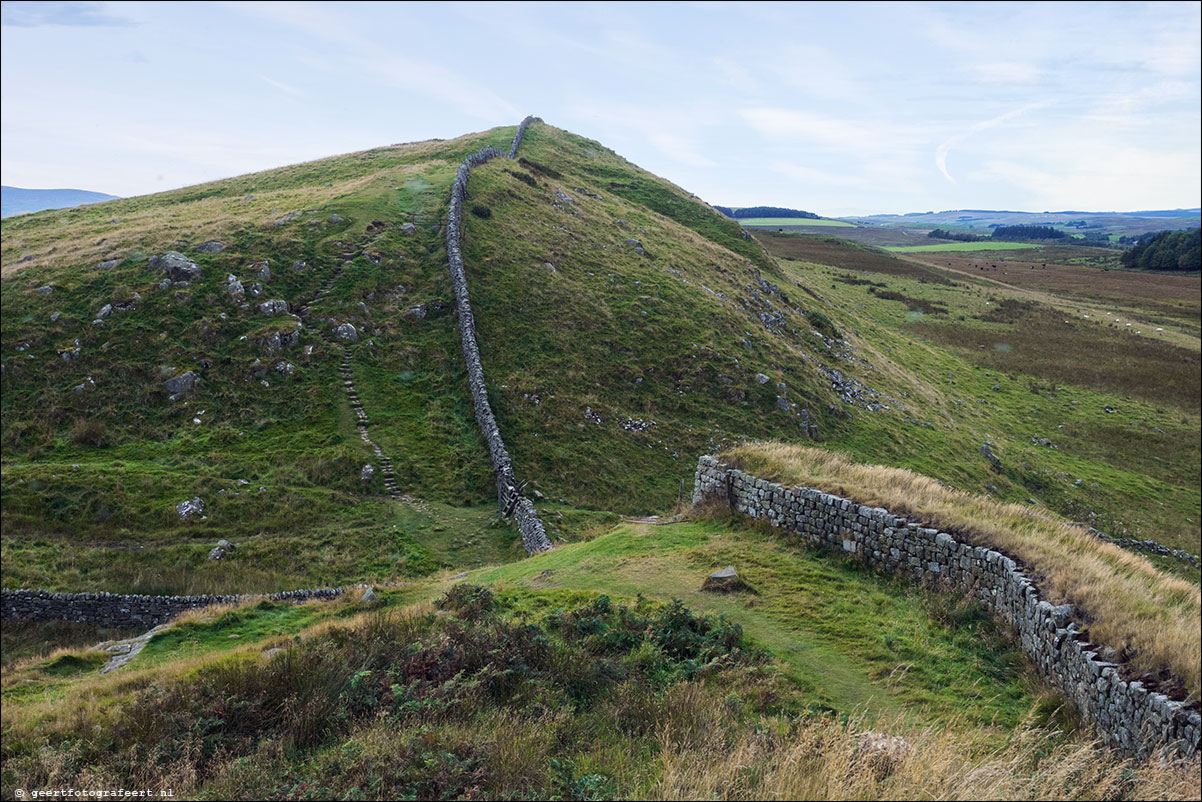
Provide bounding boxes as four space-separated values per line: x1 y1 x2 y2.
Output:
71 419 106 447
471 204 492 219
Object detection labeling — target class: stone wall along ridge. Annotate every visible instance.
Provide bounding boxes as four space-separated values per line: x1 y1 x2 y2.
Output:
2 585 352 628
445 116 551 554
692 454 1200 761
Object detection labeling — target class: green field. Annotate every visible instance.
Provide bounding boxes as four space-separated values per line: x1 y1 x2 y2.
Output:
886 241 1042 253
738 217 853 227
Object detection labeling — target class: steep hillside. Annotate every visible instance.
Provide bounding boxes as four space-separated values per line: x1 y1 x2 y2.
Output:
2 120 1198 601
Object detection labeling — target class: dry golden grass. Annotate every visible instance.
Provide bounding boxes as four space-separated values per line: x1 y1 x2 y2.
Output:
651 696 1201 800
723 442 1202 697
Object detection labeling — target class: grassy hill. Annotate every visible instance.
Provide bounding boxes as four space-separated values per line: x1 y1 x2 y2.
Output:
2 120 1199 799
2 122 1198 592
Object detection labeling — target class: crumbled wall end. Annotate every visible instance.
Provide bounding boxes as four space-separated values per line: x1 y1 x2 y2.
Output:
691 454 1200 762
1 587 351 628
445 117 549 555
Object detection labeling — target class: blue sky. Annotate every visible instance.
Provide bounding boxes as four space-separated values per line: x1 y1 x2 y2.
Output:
2 1 1199 215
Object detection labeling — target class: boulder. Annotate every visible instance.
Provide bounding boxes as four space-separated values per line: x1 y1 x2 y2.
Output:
980 443 1001 469
360 464 375 483
334 322 358 342
254 262 271 281
401 222 417 235
96 259 120 270
207 539 235 561
258 299 289 315
329 214 344 223
163 370 198 396
624 238 646 255
755 373 770 384
226 275 244 299
195 240 225 253
97 304 113 320
35 285 53 295
150 251 202 282
176 497 205 521
361 586 378 603
702 566 752 593
260 329 299 352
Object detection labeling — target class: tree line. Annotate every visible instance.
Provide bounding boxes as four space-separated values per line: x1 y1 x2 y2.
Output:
714 205 820 219
1121 228 1201 271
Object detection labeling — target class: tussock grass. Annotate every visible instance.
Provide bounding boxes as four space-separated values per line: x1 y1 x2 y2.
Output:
652 702 1201 800
723 442 1202 696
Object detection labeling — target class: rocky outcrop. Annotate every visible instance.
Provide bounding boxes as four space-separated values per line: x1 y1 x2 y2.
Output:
150 251 202 282
693 455 1200 761
445 116 551 555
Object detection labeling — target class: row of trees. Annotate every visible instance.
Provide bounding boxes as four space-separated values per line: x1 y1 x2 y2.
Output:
1121 228 1201 271
989 225 1066 240
714 205 819 219
927 228 984 242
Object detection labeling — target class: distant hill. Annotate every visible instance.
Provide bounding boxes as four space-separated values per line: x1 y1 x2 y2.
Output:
1 186 120 218
714 205 820 220
843 208 1201 240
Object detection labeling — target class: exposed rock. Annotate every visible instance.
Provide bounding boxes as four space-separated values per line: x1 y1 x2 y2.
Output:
195 240 225 253
97 304 113 320
226 274 244 299
361 586 378 603
755 372 770 384
50 311 61 322
273 360 295 374
702 565 751 593
334 322 358 342
163 370 198 396
58 345 81 361
35 285 53 295
258 299 289 315
256 262 271 281
207 539 235 561
292 260 307 271
329 214 344 223
260 329 299 352
980 442 1001 469
360 464 375 483
401 222 417 235
624 238 646 255
150 251 202 282
176 497 205 521
96 259 120 270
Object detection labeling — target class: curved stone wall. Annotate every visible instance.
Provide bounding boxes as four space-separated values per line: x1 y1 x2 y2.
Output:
693 454 1200 761
2 586 350 628
445 116 551 554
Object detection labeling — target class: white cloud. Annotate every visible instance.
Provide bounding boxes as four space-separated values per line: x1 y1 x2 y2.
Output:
935 101 1054 184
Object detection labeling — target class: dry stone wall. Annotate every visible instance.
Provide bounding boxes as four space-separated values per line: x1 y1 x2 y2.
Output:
2 586 349 628
693 455 1200 761
445 116 551 554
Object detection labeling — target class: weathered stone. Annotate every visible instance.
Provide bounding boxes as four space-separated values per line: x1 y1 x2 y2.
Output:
334 322 358 342
150 251 202 282
96 259 120 270
176 497 205 521
163 371 198 396
401 222 417 235
702 565 751 593
258 299 289 315
97 303 113 320
329 214 344 223
980 443 1001 468
360 464 375 483
195 240 225 253
624 238 646 255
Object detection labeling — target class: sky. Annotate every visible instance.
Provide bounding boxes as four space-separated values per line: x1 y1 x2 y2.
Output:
2 1 1199 216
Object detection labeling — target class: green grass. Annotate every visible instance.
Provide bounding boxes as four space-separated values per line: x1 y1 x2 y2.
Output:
472 520 1036 727
886 241 1042 253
